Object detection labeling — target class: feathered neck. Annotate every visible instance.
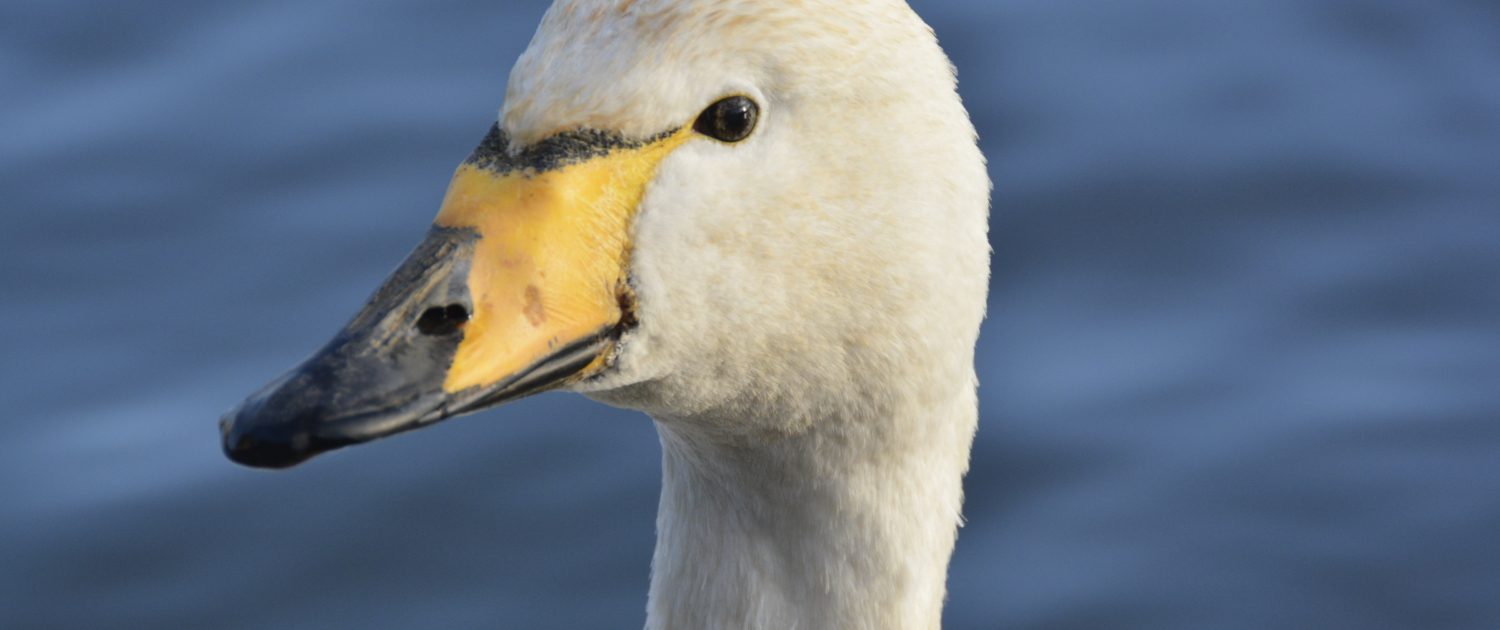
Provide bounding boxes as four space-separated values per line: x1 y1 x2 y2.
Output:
644 381 977 630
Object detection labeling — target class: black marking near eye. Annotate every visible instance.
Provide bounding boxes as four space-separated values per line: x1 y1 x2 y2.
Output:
465 124 677 174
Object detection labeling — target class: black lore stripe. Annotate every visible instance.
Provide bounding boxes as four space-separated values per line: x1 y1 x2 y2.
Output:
464 123 679 173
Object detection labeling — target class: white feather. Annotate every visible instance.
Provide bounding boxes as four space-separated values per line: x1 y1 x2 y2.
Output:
507 1 990 627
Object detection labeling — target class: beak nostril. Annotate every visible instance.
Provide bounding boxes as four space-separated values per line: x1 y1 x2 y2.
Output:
417 304 470 337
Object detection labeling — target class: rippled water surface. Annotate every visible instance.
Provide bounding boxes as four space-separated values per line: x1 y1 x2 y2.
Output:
3 1 1499 627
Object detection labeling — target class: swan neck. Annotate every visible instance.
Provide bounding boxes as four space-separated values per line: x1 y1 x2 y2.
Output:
645 394 975 630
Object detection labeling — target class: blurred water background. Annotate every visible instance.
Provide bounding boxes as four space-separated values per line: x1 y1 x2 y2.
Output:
3 0 1499 627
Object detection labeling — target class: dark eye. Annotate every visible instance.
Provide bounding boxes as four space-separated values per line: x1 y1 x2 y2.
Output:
694 96 759 143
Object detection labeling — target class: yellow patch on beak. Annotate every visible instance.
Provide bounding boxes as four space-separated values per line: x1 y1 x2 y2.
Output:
433 128 691 394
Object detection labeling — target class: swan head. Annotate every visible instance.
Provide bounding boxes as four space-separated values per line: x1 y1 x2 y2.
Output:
222 0 989 468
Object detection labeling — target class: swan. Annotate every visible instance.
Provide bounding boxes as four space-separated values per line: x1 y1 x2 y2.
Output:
220 0 990 627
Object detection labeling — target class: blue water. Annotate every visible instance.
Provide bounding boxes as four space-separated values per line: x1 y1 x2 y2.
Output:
3 1 1499 627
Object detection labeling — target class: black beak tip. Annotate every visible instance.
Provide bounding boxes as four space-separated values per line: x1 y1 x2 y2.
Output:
220 410 320 470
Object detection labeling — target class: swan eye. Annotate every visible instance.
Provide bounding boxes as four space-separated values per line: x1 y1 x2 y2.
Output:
694 96 759 143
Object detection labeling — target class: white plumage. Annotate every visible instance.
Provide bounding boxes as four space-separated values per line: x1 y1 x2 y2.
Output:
503 1 992 627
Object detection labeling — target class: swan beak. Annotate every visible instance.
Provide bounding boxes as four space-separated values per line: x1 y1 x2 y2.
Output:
221 127 689 469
